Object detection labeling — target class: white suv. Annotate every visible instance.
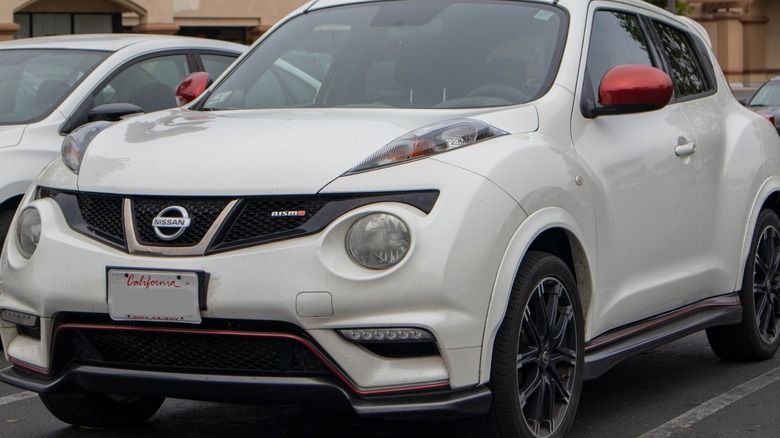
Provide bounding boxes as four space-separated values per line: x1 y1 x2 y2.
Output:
2 1 779 437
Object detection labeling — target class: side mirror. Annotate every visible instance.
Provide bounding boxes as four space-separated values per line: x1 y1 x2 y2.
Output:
175 72 212 106
595 64 673 116
88 103 144 122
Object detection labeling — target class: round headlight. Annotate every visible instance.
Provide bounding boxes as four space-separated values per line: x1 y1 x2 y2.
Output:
15 207 41 259
346 213 410 270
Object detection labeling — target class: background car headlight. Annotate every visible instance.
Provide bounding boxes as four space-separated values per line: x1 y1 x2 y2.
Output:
15 207 41 259
346 213 410 270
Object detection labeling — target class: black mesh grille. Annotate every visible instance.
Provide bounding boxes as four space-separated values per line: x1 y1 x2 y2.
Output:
55 327 330 376
132 198 230 246
76 193 124 242
223 198 327 244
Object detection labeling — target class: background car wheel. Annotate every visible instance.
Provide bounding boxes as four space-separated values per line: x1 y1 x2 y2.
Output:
0 207 14 249
487 251 584 438
707 209 780 360
39 393 164 427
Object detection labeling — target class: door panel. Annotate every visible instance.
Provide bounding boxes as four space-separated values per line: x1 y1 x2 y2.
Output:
573 8 701 338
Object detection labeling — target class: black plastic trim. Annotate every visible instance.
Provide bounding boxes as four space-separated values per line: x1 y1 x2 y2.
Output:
583 294 742 380
0 365 490 418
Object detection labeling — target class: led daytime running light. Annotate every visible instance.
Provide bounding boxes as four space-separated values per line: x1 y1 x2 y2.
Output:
339 328 434 343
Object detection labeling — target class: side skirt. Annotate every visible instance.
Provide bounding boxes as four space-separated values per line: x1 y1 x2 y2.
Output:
584 294 742 380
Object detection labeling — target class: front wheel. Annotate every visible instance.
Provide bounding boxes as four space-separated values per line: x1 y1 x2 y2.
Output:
487 251 584 438
39 393 164 427
707 209 780 360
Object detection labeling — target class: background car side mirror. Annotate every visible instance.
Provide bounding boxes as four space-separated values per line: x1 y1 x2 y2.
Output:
175 72 212 106
88 102 144 122
592 64 673 117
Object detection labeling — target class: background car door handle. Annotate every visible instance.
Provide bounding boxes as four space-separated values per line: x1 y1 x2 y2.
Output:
675 138 696 157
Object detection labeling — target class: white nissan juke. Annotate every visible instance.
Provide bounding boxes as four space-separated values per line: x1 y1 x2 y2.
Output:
2 1 780 437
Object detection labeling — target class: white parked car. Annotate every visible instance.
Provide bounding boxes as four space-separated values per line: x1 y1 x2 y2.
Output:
2 1 779 437
0 34 245 246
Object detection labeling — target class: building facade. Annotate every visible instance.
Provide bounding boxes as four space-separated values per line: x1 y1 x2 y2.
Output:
0 0 777 85
0 0 308 44
690 0 780 85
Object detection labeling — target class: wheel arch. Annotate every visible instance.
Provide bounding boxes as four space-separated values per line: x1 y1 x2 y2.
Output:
1 194 23 210
478 206 594 385
737 176 780 290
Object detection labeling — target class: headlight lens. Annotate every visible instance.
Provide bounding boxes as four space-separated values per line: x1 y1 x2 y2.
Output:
346 213 410 270
15 207 41 259
346 118 507 174
61 121 112 173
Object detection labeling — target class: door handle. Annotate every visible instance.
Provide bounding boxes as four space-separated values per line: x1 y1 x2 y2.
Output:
675 138 696 157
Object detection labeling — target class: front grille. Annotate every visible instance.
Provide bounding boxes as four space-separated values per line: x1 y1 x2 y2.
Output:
54 324 331 377
76 193 124 244
222 198 327 244
132 197 230 246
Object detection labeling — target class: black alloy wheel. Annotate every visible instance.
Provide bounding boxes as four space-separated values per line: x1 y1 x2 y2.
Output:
708 209 780 360
488 251 583 438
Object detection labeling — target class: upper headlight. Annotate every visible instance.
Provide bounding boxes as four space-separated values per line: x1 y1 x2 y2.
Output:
15 207 41 259
346 118 507 174
61 121 112 174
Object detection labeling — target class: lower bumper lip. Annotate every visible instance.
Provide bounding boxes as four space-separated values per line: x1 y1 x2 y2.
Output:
0 362 489 419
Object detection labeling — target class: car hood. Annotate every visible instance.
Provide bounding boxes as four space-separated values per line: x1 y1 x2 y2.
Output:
0 124 25 148
76 107 538 195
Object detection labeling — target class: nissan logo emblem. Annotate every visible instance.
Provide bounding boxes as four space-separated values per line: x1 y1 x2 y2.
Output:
151 206 192 241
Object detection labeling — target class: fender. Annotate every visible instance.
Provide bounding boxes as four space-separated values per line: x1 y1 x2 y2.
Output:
735 175 780 290
478 206 595 385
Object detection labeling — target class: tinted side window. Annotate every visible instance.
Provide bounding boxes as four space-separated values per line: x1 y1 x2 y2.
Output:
653 22 710 98
94 54 190 113
200 53 237 79
585 11 653 101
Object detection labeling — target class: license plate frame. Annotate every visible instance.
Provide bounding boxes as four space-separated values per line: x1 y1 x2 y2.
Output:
107 268 209 324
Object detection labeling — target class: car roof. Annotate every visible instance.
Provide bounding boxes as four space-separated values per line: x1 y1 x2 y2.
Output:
307 0 668 11
0 33 245 53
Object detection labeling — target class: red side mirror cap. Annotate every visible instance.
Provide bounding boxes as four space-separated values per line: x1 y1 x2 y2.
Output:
175 72 212 106
599 64 673 113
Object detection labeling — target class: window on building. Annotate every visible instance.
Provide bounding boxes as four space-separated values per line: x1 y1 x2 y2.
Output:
14 13 120 38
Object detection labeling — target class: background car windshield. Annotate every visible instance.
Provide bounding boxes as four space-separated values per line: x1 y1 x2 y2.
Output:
0 49 108 125
749 81 780 107
203 1 564 110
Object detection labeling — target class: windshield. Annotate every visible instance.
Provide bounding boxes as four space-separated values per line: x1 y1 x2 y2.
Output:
203 1 566 110
749 81 780 107
0 49 108 125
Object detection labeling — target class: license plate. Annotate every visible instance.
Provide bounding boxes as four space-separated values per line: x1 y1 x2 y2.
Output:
108 269 201 324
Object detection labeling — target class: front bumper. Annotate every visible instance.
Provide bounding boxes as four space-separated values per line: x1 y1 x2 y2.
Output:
0 158 525 413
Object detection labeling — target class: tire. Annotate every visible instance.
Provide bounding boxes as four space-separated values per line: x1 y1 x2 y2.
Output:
707 209 780 361
39 393 164 427
0 207 13 250
486 251 584 438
